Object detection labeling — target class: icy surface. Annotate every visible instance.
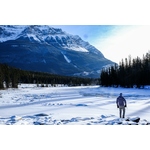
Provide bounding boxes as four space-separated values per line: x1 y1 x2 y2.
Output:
0 84 150 125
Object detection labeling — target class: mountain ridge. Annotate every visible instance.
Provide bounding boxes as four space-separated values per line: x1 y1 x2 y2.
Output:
0 25 115 78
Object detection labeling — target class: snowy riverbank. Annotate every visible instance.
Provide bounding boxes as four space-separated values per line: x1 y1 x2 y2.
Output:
0 84 150 125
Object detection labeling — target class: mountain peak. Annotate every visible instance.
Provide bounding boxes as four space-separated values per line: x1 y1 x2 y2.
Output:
0 25 115 78
0 25 66 42
24 25 64 35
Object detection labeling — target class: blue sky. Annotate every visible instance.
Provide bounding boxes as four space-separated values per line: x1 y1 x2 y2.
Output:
52 25 114 42
52 25 150 63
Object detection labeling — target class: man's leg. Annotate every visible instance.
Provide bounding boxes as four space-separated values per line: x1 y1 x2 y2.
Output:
123 107 125 118
119 107 122 118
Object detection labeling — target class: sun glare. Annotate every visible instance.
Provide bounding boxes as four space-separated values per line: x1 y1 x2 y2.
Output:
95 25 150 63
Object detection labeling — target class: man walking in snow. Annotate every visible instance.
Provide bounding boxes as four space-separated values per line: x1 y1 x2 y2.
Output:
116 93 127 118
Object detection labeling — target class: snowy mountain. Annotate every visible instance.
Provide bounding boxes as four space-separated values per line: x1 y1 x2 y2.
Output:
0 25 115 78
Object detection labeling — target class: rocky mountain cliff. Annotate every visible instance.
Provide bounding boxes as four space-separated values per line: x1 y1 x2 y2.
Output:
0 25 115 78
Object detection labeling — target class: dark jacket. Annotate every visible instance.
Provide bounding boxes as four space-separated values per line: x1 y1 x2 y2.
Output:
116 96 126 107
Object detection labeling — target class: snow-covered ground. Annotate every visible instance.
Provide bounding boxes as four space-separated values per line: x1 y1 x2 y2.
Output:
1 84 150 149
0 84 150 125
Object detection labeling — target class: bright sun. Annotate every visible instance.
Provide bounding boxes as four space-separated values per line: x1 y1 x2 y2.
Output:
96 25 150 63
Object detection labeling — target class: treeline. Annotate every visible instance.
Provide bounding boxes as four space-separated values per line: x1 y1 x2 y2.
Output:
100 51 150 88
0 63 95 89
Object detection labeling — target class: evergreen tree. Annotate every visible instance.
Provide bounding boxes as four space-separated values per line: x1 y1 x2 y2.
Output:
100 51 150 88
0 64 4 89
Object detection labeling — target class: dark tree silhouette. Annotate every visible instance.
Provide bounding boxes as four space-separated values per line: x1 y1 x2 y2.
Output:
100 51 150 88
